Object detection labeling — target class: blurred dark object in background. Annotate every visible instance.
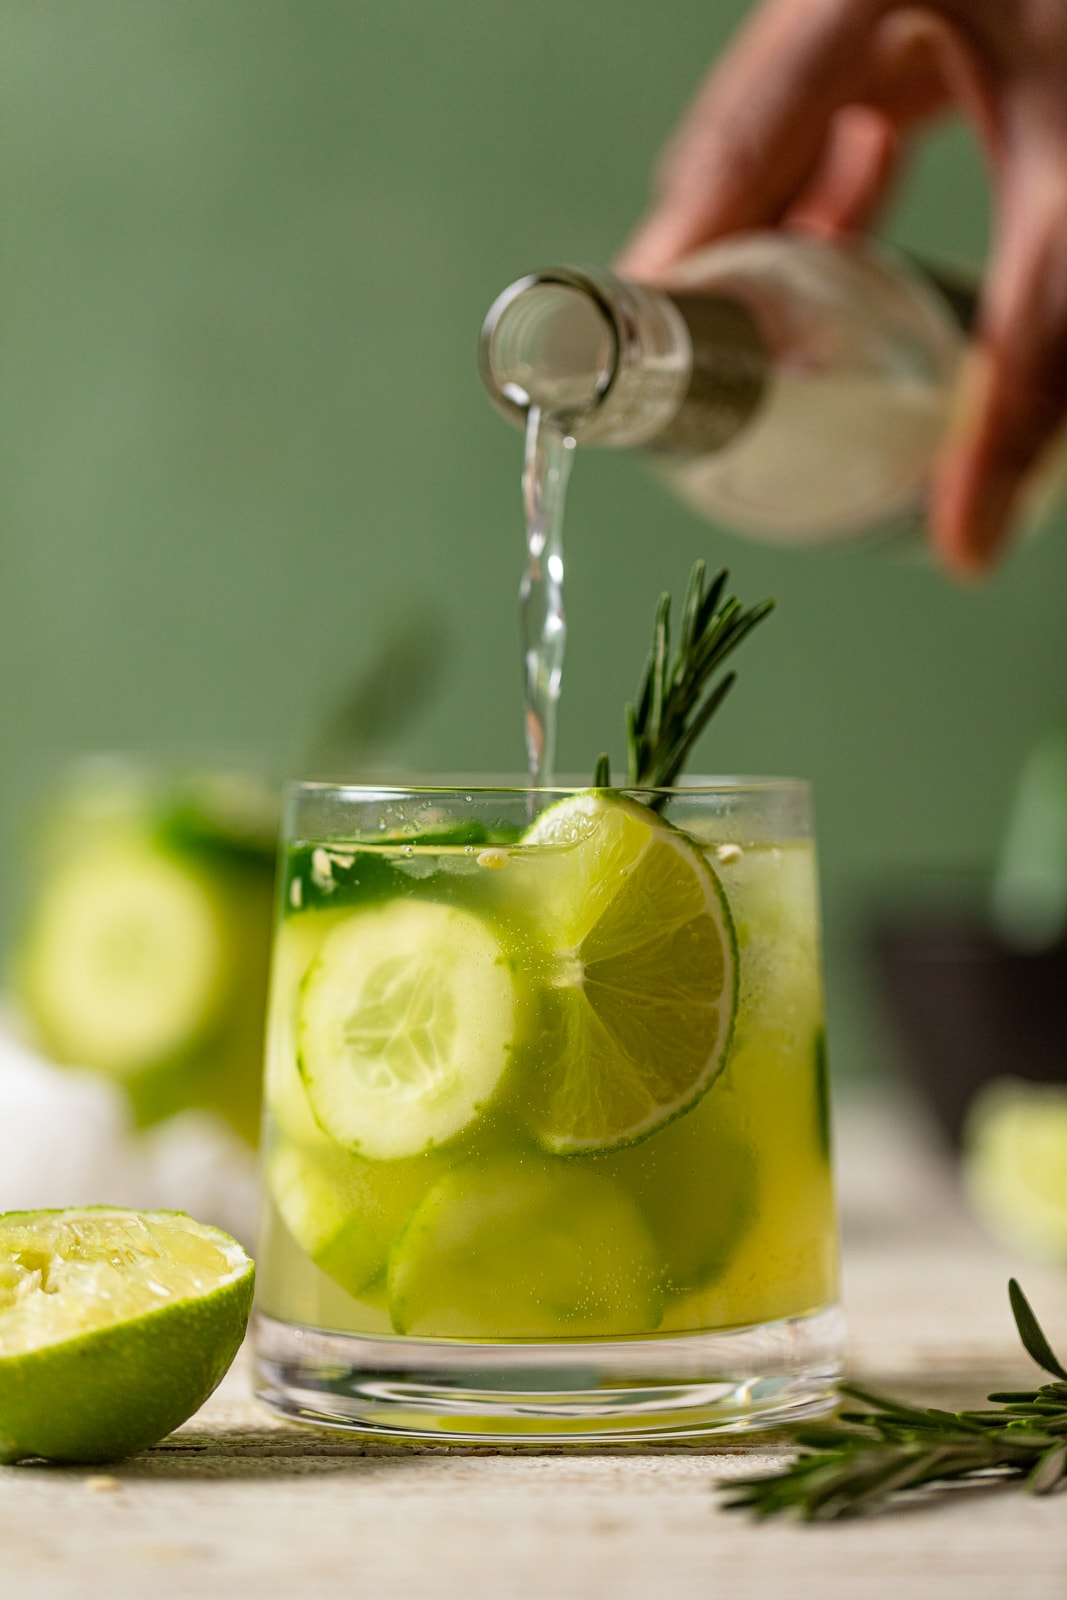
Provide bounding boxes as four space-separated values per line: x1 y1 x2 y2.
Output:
874 720 1067 1148
873 917 1067 1146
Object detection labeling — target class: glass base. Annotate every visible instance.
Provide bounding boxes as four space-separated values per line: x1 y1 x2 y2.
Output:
253 1305 845 1443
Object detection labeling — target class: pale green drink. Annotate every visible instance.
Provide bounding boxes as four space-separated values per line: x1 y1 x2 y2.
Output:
253 781 840 1437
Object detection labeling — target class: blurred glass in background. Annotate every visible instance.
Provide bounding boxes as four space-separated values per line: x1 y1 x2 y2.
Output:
0 620 443 1241
12 761 277 1144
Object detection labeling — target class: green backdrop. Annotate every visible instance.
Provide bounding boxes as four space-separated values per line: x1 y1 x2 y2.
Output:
4 1 1066 1078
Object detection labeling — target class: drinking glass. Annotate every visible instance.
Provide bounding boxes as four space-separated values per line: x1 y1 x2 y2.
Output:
253 779 843 1440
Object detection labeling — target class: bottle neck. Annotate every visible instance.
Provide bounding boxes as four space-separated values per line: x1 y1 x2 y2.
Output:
480 267 768 450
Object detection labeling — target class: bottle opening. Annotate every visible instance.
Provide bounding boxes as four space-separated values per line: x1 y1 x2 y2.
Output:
481 277 617 421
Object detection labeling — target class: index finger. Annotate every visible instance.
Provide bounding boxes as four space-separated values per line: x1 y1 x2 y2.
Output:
619 0 891 277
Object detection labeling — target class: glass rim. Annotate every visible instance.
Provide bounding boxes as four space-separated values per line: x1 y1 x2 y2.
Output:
286 774 811 801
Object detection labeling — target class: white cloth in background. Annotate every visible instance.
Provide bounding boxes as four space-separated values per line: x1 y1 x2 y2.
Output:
0 1018 259 1248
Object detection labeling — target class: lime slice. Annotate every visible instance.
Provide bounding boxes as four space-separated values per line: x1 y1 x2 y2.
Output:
387 1154 663 1338
0 1208 253 1463
964 1079 1067 1262
520 793 737 1153
298 899 517 1159
268 1136 448 1298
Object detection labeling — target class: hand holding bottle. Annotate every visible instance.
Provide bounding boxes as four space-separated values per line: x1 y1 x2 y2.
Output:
619 0 1067 576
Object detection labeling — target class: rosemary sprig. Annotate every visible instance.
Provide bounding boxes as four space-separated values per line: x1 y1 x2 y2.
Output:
594 562 774 804
722 1280 1067 1521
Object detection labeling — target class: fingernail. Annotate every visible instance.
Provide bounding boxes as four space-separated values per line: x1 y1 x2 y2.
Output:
970 474 1019 565
931 453 1016 578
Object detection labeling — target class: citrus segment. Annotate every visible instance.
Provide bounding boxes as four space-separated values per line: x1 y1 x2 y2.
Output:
0 1208 253 1463
521 794 737 1153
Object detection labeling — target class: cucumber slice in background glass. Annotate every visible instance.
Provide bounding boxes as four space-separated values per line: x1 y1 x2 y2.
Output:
14 773 276 1145
19 842 228 1078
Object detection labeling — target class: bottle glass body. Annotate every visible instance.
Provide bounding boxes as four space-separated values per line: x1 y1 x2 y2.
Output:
481 232 965 545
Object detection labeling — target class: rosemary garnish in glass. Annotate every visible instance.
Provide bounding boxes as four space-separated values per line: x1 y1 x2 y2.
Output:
594 561 774 799
723 1280 1067 1520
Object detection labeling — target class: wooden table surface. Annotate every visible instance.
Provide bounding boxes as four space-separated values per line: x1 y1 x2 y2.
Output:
5 1095 1067 1599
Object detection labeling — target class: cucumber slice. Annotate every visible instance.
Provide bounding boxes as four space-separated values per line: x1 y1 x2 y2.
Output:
297 899 517 1159
595 1083 755 1296
20 842 226 1075
265 910 353 1146
387 1153 664 1338
268 1136 447 1298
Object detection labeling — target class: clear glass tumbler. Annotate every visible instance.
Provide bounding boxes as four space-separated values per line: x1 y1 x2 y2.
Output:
252 779 843 1441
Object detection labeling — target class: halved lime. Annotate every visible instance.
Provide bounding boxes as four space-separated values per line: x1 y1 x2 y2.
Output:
964 1078 1067 1262
387 1153 663 1338
520 793 737 1153
0 1208 253 1463
298 898 517 1159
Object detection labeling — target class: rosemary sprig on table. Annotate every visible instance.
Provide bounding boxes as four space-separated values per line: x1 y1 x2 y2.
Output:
594 562 774 804
723 1280 1067 1521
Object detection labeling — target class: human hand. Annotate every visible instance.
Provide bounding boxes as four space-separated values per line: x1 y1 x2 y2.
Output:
619 1 1067 575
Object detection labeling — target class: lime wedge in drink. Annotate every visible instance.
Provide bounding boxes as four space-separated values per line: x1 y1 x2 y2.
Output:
0 1208 253 1463
298 898 518 1159
963 1079 1067 1261
388 1153 663 1338
520 793 737 1153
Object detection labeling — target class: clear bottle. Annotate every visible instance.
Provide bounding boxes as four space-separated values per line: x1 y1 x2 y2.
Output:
480 232 973 545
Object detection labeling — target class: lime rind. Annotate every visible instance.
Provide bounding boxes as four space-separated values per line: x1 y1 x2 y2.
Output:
0 1208 253 1463
519 792 739 1156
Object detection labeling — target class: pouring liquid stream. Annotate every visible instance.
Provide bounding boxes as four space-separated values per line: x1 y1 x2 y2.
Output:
520 406 574 788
